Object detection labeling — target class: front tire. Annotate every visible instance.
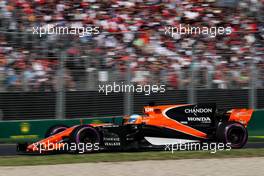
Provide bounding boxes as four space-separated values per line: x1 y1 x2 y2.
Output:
70 125 100 153
45 124 68 138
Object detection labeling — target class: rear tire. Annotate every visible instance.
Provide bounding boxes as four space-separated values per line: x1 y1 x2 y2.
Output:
216 122 248 149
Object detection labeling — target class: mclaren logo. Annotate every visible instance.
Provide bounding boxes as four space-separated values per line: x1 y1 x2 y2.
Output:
184 105 213 116
187 117 211 123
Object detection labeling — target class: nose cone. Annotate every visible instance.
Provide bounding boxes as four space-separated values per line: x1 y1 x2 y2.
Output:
26 143 39 152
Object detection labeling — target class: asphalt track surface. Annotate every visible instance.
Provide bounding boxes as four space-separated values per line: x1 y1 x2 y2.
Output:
0 142 264 156
1 157 264 176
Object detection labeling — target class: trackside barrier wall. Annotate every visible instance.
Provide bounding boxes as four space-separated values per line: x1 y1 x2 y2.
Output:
0 117 122 143
247 110 264 140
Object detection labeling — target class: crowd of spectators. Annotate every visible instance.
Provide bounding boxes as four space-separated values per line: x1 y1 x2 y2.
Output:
0 0 264 91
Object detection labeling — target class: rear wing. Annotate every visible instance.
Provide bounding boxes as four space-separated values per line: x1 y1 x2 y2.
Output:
228 109 254 126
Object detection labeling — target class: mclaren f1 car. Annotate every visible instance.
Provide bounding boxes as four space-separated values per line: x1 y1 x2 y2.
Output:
17 103 253 153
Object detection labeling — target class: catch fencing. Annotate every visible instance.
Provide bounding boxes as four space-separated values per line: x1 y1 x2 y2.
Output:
0 28 263 120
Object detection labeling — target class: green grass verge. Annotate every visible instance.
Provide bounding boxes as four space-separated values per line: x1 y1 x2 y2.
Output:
0 149 264 166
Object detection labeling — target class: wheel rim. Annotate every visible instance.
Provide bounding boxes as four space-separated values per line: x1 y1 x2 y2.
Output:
76 127 99 144
227 126 246 147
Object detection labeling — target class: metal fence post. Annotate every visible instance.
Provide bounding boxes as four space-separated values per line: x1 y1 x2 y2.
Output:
84 55 93 90
56 51 66 119
249 57 257 109
124 58 133 115
188 60 197 104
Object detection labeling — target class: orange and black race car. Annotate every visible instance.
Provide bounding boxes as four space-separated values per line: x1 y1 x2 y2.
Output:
17 103 254 154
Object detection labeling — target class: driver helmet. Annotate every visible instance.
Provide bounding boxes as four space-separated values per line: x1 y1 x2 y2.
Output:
128 114 141 123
